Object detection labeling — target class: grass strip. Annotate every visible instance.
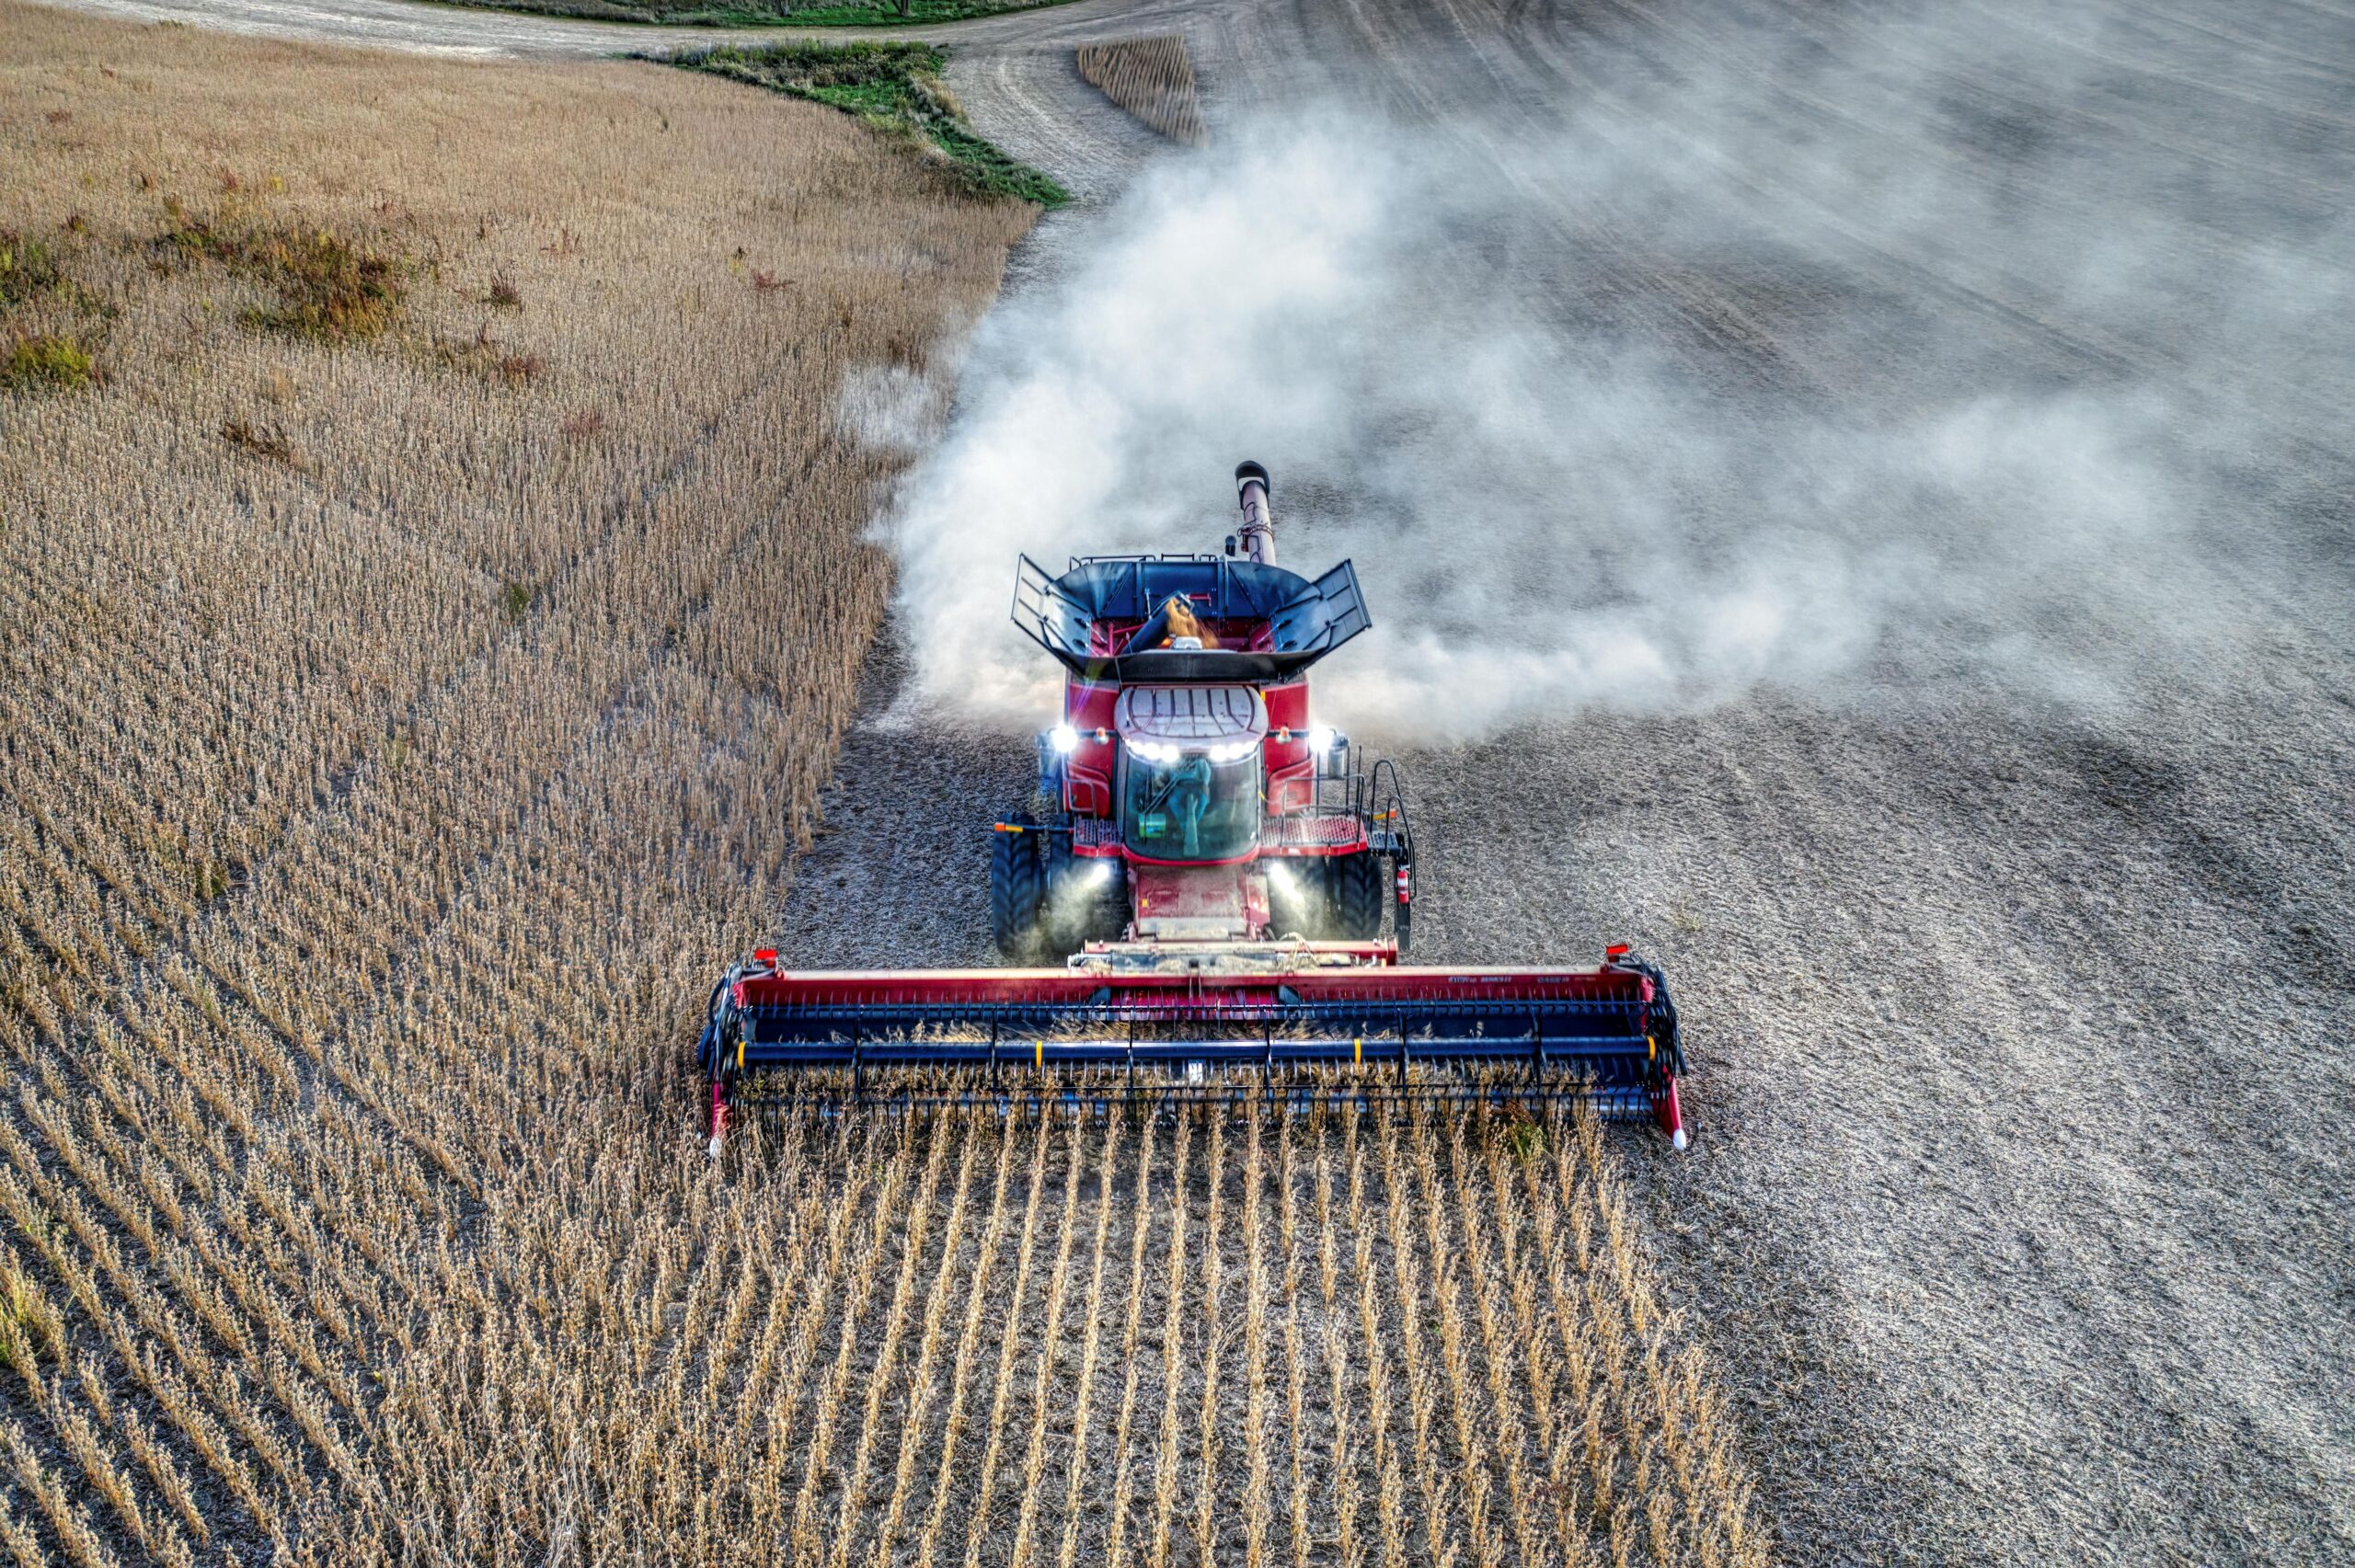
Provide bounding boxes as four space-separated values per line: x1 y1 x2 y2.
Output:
460 0 1074 26
660 40 1068 207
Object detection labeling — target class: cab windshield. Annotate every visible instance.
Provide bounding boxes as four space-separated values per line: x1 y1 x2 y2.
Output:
1121 752 1260 861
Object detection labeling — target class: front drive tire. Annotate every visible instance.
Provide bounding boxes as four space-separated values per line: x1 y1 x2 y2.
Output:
1042 830 1127 956
1267 862 1328 941
991 822 1048 963
1327 850 1385 942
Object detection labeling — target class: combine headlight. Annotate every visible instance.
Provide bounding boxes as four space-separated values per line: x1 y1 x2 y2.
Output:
1050 723 1080 754
1308 726 1337 755
1126 738 1258 764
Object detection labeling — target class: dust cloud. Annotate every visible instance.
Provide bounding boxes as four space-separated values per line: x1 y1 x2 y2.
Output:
861 2 2343 744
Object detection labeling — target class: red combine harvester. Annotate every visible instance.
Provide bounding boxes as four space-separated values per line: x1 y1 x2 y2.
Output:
698 464 1686 1150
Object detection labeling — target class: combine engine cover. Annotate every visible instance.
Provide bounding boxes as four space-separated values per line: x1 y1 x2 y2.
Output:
1115 683 1267 746
698 463 1693 1152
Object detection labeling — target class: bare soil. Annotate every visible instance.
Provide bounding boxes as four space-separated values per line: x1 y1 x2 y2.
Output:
801 3 2355 1563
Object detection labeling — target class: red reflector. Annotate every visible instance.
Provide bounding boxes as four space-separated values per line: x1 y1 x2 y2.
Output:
752 949 778 963
1604 943 1631 958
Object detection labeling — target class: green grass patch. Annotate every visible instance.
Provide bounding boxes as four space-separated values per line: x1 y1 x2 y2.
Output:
0 233 65 314
240 229 406 339
661 40 1067 207
443 0 1074 25
155 202 409 342
2 334 95 393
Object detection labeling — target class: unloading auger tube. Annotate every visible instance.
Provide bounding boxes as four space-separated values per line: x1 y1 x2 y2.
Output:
696 461 1694 1151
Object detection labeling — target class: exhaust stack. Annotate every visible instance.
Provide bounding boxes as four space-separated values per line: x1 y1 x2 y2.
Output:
1235 461 1275 566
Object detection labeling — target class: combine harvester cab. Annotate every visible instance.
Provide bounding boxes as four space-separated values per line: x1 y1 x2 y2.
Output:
699 463 1687 1150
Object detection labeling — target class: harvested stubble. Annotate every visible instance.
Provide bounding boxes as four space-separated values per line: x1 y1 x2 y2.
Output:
0 6 1754 1564
1075 36 1209 147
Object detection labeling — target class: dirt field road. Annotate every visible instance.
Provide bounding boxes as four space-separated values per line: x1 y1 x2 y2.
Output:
31 0 2353 1562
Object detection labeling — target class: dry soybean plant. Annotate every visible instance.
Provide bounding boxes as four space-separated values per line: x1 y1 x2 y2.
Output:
0 5 1027 1561
1076 36 1211 147
0 5 1759 1564
349 1101 1764 1564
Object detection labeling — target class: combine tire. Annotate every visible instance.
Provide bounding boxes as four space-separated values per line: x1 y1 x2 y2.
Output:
991 822 1048 962
1043 831 1129 954
1327 850 1385 941
1267 862 1327 940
